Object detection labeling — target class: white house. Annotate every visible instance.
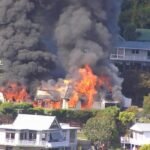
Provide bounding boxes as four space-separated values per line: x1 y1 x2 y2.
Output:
110 41 150 63
121 123 150 149
0 114 79 150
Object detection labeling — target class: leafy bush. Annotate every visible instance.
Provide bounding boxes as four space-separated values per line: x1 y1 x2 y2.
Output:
140 144 150 150
28 107 45 115
0 102 15 115
13 102 33 113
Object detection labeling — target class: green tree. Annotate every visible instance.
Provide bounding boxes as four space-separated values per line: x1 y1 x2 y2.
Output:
119 0 150 37
119 111 136 128
140 73 150 89
84 111 119 149
122 70 150 106
140 144 150 150
123 24 137 40
118 111 136 136
143 94 150 114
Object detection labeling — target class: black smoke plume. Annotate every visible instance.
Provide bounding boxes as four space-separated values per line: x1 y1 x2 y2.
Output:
0 0 123 101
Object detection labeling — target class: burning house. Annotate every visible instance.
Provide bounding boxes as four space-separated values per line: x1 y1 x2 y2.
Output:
0 0 131 109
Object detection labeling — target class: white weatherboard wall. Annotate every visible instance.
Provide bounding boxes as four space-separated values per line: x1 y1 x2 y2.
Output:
143 132 150 140
0 114 79 150
0 130 5 144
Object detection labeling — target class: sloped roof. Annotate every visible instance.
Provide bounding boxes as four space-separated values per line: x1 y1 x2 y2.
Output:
117 41 150 50
130 123 150 132
60 123 80 130
0 114 58 131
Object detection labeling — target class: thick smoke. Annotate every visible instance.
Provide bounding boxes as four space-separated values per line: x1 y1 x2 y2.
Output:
53 0 123 102
0 0 56 93
0 0 123 102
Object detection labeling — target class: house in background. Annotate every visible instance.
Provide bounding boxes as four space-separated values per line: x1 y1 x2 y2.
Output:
110 41 150 63
121 123 150 149
0 114 79 150
110 41 150 69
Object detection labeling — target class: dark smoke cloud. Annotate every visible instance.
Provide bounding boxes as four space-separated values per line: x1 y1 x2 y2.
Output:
0 0 123 102
53 0 123 101
0 0 56 92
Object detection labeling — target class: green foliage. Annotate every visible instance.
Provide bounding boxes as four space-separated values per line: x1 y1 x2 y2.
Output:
119 0 150 38
28 107 45 115
13 102 33 113
96 106 120 119
138 117 150 123
0 102 15 115
122 70 150 106
123 24 137 40
140 73 150 89
143 94 150 114
126 106 139 114
84 114 119 148
119 111 136 126
48 109 97 124
140 144 150 150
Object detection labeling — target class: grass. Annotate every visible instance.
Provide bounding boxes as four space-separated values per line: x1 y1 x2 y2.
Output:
77 130 88 140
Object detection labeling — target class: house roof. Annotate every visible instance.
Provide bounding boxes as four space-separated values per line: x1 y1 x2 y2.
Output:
60 123 80 130
130 123 150 132
0 114 58 131
117 41 150 50
0 114 80 131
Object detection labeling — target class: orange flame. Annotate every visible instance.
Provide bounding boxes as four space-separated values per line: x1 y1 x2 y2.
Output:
75 65 97 109
34 65 112 109
1 65 112 110
0 82 30 103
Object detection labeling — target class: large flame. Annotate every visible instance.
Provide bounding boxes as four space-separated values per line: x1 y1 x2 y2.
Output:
0 65 112 109
75 65 97 109
0 82 30 102
35 65 112 109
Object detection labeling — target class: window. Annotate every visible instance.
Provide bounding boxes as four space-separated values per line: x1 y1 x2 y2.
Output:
20 132 27 140
132 49 139 54
70 130 76 143
6 146 13 150
6 132 15 140
136 50 139 54
41 133 47 141
49 131 64 142
62 131 66 140
147 51 150 59
29 131 36 140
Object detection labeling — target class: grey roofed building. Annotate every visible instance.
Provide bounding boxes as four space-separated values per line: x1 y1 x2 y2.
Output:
0 114 79 150
110 40 150 64
0 114 58 131
117 41 150 50
130 123 150 132
120 123 150 149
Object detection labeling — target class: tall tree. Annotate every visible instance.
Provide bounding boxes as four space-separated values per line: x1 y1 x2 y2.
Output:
119 0 150 39
83 108 119 149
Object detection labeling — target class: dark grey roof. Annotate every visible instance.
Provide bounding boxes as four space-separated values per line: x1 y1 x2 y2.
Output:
117 41 150 50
